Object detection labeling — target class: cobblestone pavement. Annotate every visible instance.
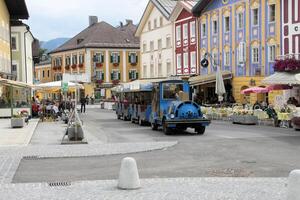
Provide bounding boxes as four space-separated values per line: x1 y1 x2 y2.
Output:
0 178 287 200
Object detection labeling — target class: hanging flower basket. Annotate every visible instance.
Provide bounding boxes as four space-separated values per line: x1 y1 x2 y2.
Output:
113 63 119 67
96 63 103 67
57 66 62 70
53 66 57 70
274 58 300 72
79 64 84 68
71 64 77 69
65 65 70 70
112 80 120 85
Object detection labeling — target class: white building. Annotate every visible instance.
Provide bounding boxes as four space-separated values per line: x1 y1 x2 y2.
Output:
135 0 176 79
11 21 35 84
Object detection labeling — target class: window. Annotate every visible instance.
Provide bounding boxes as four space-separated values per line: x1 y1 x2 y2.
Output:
176 26 181 42
12 64 17 72
268 45 276 62
94 53 104 63
213 20 218 35
167 62 171 76
252 47 259 63
154 19 157 29
269 4 275 22
252 8 259 26
212 52 218 66
148 21 151 30
166 36 171 48
176 54 182 70
11 36 17 50
201 23 206 37
190 52 196 69
150 55 154 61
238 42 246 63
190 21 196 38
183 23 188 40
224 51 230 66
111 70 120 80
158 63 162 77
162 83 183 99
111 52 120 64
72 55 77 65
159 17 163 27
96 71 104 80
143 64 147 78
79 54 84 64
150 64 154 77
225 16 230 32
42 70 45 78
158 39 162 50
143 43 147 52
65 56 71 66
238 13 243 29
129 70 138 80
158 53 162 60
183 53 188 69
150 41 154 51
129 52 138 64
47 70 50 77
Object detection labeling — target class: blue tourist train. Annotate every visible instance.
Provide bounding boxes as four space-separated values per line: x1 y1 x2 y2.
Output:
113 79 210 135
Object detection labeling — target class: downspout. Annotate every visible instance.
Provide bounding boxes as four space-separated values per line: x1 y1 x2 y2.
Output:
24 27 30 83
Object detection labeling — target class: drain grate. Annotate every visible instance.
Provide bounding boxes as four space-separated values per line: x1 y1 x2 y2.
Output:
48 181 71 187
23 156 39 160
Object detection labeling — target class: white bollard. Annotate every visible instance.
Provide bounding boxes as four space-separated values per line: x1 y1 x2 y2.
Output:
118 157 141 190
287 170 300 200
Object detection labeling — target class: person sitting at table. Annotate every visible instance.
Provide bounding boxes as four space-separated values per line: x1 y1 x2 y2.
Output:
253 101 261 110
281 104 291 113
266 104 279 127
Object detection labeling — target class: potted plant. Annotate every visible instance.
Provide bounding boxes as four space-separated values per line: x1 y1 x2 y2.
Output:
11 112 25 128
232 110 258 125
67 122 84 141
79 63 84 68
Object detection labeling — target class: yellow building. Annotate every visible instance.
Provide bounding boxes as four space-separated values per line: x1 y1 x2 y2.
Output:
49 17 140 100
34 60 52 83
192 0 281 104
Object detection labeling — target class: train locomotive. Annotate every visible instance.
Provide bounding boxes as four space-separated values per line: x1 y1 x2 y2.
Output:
113 79 210 135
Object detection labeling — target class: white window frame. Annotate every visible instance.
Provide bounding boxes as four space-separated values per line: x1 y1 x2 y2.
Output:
213 20 218 35
190 21 196 39
176 25 181 44
159 17 163 27
72 55 77 65
143 64 147 78
129 69 137 80
112 70 120 80
79 54 84 64
224 16 230 32
167 61 172 76
237 13 243 29
269 4 276 22
176 54 182 70
154 19 157 29
96 70 104 80
66 56 71 66
252 47 259 63
158 39 162 50
148 21 151 31
183 52 189 69
111 52 119 64
158 63 162 77
150 64 154 77
150 41 154 51
95 52 104 63
238 42 246 63
143 42 147 52
252 8 259 26
201 23 206 37
224 51 230 66
11 35 18 51
190 52 196 68
129 52 137 64
212 53 218 66
166 36 171 48
183 23 188 41
268 45 276 62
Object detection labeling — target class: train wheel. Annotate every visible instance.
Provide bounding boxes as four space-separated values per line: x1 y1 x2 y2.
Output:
162 121 171 135
196 126 205 135
151 122 158 130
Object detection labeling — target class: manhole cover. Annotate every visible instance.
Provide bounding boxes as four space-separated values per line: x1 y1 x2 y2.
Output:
207 168 252 177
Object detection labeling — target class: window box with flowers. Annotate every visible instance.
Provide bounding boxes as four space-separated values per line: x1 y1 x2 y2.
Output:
94 53 104 67
111 53 120 67
274 58 300 72
79 63 84 68
71 64 77 69
65 65 70 70
129 53 138 66
95 71 105 84
53 66 57 70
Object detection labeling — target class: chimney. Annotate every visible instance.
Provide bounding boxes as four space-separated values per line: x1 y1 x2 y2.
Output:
89 16 98 26
126 19 133 25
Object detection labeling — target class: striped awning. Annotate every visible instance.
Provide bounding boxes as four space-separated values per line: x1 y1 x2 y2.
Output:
262 72 300 85
189 71 232 86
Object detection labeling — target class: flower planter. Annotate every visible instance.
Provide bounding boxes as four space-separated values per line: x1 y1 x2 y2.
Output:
131 63 137 66
11 118 25 128
232 114 258 125
96 63 103 67
67 125 84 141
71 65 77 69
79 64 84 68
274 58 300 72
113 63 119 67
112 80 120 85
65 66 70 70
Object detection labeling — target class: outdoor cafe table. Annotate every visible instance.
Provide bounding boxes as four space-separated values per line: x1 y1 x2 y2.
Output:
277 112 292 128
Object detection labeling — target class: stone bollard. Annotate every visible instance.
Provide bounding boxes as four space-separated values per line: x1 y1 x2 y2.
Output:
287 170 300 200
118 157 141 190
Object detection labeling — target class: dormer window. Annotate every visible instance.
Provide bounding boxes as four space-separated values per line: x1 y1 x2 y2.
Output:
77 38 84 44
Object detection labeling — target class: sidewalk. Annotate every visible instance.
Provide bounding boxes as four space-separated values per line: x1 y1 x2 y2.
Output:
0 119 39 146
0 177 287 200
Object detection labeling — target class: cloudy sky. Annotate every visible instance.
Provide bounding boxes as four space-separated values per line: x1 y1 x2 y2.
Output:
25 0 149 41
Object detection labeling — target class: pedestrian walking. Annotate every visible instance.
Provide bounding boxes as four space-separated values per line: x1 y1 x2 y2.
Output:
80 96 86 113
85 95 89 105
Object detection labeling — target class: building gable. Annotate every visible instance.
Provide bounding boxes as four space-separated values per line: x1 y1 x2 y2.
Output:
176 9 192 21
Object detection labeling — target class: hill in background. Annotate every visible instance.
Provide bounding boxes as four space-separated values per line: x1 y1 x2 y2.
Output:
41 38 70 52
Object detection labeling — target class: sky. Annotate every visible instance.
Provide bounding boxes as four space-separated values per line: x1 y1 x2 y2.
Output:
25 0 149 41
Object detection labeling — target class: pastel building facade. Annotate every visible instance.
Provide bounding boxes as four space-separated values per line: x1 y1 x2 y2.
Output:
50 17 140 99
136 0 176 79
193 0 281 104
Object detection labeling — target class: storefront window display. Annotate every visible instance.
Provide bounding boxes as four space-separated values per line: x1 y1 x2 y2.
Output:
0 84 12 108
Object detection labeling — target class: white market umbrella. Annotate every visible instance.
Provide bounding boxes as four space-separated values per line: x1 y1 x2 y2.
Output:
215 67 226 102
295 73 300 82
33 81 84 90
